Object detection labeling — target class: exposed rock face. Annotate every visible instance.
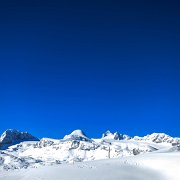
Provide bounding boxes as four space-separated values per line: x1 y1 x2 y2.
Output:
102 130 131 140
0 129 39 145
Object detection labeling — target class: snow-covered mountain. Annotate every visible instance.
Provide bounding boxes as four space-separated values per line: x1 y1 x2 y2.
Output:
133 132 180 145
0 129 39 148
0 129 179 171
63 129 92 142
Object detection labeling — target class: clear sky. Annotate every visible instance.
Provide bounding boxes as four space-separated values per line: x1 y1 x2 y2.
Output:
0 0 180 138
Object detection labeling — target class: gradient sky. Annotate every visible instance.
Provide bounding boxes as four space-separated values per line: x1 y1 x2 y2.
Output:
0 0 180 138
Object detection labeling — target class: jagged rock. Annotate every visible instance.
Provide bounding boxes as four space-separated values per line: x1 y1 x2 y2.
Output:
0 129 39 146
102 130 131 140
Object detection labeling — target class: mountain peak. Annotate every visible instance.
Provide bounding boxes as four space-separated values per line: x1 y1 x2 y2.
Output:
69 129 86 136
63 129 91 141
102 130 131 140
0 129 39 146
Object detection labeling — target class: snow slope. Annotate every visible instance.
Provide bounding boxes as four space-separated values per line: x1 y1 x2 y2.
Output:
0 151 180 180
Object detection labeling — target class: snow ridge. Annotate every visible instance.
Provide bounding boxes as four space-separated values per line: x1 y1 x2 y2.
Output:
133 133 180 145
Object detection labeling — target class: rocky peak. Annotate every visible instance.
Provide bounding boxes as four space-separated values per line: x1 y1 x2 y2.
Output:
102 130 131 140
0 129 39 145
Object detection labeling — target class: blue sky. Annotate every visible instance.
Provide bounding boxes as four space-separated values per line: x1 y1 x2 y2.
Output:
0 0 180 138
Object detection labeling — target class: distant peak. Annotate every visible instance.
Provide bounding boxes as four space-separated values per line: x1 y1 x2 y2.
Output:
3 129 18 133
0 129 39 146
69 129 86 136
102 130 131 140
102 130 111 137
64 129 91 141
133 132 180 144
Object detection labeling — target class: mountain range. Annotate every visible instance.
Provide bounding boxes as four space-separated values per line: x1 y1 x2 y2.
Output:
0 129 179 171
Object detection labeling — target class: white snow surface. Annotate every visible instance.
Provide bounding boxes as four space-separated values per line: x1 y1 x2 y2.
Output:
0 129 180 180
0 151 180 180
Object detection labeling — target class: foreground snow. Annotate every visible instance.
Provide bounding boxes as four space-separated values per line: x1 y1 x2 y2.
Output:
0 150 180 180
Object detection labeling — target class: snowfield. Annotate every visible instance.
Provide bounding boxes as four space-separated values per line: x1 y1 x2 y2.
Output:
0 129 180 180
0 151 180 180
